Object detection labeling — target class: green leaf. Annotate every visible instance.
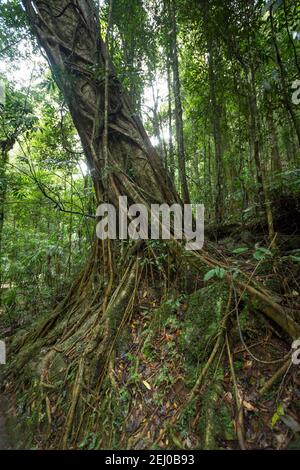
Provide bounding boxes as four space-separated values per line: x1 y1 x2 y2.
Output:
257 247 272 256
253 250 264 261
232 247 249 254
204 267 226 281
271 404 285 428
216 267 226 279
253 246 272 261
204 269 217 282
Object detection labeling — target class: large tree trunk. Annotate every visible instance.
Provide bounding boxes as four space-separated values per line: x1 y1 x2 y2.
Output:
22 0 178 210
167 59 175 182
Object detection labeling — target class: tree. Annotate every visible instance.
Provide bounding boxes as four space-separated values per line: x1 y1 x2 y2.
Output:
167 0 190 204
6 0 299 449
16 0 181 447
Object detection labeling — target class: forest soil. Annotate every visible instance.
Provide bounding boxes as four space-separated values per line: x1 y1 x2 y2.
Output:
0 395 12 450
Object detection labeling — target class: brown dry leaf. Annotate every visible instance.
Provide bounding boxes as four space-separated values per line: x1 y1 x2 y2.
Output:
243 400 257 411
224 392 233 403
185 437 192 449
164 333 174 342
243 360 253 370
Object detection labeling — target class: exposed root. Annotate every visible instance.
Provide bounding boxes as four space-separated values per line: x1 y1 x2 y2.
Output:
225 334 246 450
259 359 292 396
62 357 85 449
186 248 300 339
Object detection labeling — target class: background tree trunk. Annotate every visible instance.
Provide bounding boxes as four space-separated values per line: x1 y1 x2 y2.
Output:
167 0 190 204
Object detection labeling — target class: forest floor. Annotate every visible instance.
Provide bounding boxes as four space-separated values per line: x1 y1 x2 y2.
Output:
1 215 300 450
0 397 11 450
107 282 300 450
0 413 9 450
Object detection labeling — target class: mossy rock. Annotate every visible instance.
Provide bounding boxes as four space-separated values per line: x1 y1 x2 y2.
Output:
180 282 229 365
151 293 181 331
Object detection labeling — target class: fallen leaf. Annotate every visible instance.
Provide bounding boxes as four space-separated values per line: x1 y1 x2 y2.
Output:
271 403 285 428
224 392 233 403
243 400 256 411
143 380 152 390
243 360 253 370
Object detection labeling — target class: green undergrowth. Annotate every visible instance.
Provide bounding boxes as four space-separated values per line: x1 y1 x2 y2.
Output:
180 282 229 383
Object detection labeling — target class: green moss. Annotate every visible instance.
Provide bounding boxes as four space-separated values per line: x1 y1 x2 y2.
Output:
180 282 229 366
115 326 131 357
48 353 67 383
198 367 234 449
152 295 181 331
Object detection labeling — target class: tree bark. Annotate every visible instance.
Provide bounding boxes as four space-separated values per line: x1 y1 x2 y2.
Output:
269 5 300 147
208 38 224 225
248 62 275 242
266 102 282 173
167 0 190 204
167 60 175 182
22 0 178 212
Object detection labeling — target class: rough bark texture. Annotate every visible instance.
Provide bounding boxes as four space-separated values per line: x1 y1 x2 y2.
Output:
22 0 178 210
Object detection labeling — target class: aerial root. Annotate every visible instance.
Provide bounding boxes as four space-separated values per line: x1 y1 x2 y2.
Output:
62 357 85 449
